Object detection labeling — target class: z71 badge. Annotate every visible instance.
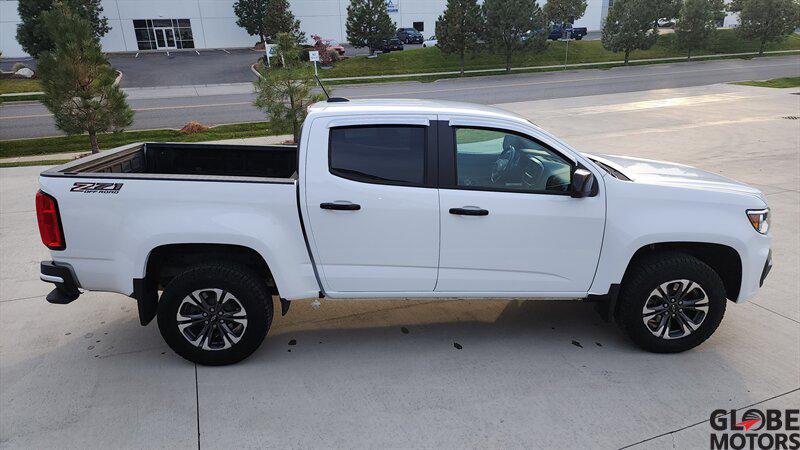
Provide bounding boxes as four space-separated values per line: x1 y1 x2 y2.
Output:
70 182 123 194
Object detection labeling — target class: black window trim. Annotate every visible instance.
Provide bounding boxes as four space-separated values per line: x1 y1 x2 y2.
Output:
327 124 437 189
442 124 577 197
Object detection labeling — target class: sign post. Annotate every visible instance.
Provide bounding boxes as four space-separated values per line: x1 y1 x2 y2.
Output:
560 29 572 71
308 50 320 76
264 44 275 68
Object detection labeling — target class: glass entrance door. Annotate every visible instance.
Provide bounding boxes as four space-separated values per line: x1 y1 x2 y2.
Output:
154 28 177 49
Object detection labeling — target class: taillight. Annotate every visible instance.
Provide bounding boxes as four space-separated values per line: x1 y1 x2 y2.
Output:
36 190 65 250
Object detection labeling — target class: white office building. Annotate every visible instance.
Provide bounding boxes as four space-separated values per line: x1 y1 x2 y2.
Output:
1 0 738 58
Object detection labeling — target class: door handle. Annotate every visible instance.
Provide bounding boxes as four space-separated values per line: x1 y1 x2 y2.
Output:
449 207 489 216
320 202 361 211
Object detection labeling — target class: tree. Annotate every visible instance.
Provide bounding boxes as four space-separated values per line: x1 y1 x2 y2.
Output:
658 0 684 20
346 0 396 54
37 5 133 153
674 0 725 59
234 0 304 44
435 0 484 75
601 0 660 64
543 0 588 33
254 33 324 143
729 0 800 55
233 0 268 44
17 0 110 58
482 0 548 72
265 0 305 43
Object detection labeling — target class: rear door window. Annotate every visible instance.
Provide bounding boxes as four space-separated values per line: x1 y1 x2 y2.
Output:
329 126 426 186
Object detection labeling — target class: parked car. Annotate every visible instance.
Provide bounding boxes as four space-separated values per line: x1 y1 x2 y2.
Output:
319 38 345 56
372 37 404 53
422 35 437 48
549 24 587 40
657 18 676 27
37 99 772 365
396 27 424 44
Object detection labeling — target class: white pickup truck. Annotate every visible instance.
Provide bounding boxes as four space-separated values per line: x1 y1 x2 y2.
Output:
37 99 772 365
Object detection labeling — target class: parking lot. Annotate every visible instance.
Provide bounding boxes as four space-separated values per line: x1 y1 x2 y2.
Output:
1 82 798 448
109 49 260 88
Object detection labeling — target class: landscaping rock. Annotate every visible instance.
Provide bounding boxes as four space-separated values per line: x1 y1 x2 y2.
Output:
14 68 34 78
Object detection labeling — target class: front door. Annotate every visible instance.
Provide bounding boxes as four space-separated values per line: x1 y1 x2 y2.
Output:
436 124 605 294
304 116 440 294
154 28 177 50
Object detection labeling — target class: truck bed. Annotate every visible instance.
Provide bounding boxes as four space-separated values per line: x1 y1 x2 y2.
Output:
42 142 298 180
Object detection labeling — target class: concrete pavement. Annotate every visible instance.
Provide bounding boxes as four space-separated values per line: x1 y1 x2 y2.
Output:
1 82 798 448
2 56 799 140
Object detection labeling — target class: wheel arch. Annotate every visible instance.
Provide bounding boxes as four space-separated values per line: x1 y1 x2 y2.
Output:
133 243 277 326
621 242 742 302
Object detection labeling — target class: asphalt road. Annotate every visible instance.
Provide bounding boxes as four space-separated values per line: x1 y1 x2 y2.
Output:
2 55 799 140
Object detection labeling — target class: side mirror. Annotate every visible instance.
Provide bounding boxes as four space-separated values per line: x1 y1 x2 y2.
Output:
570 168 595 198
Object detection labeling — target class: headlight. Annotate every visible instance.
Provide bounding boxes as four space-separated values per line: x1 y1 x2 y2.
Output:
746 208 770 234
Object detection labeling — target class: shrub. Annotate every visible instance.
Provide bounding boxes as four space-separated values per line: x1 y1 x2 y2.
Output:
328 49 341 63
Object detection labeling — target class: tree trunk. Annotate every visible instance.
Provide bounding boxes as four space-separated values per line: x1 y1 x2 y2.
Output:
89 131 99 154
687 49 692 60
460 51 465 76
505 49 512 72
289 93 298 144
624 50 630 65
759 39 765 55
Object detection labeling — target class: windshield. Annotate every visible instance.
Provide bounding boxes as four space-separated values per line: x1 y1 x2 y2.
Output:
325 40 339 46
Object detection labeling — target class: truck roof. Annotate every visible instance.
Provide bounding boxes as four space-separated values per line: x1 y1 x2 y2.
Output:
309 98 530 124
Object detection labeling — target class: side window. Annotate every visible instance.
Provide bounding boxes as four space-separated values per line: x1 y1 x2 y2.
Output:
330 126 426 186
454 127 572 193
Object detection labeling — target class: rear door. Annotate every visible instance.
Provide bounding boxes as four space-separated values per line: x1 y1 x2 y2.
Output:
303 115 440 294
435 118 605 294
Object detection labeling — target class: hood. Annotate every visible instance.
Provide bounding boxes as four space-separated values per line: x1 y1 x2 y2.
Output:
586 153 765 199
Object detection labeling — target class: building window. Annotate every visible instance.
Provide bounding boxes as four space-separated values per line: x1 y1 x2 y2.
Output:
133 19 194 51
413 21 424 32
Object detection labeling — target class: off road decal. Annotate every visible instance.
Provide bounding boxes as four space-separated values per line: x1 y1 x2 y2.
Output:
70 182 123 194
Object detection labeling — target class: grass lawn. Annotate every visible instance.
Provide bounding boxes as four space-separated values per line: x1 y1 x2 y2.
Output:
321 30 800 79
0 159 72 168
734 76 800 88
0 122 278 158
0 78 42 94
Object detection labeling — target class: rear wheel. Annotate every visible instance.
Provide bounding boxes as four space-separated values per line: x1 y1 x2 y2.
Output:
157 264 273 365
617 252 726 353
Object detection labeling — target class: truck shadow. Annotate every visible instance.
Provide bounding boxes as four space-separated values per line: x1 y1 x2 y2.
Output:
255 299 629 362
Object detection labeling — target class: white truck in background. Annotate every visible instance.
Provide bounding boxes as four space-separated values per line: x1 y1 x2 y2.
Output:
37 99 772 365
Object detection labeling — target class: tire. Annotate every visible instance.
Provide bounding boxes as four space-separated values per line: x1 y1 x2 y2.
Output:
157 264 273 365
616 252 726 353
575 35 583 40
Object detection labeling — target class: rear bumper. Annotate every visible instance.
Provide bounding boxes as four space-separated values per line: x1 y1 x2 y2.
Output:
40 261 81 304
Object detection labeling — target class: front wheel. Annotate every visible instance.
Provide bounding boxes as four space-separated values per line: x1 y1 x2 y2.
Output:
157 264 273 365
616 252 727 353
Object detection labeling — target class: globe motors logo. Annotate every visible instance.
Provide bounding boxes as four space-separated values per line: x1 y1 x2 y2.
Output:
710 408 799 450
